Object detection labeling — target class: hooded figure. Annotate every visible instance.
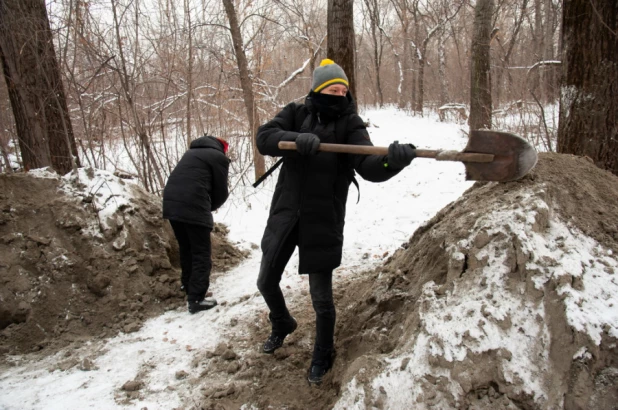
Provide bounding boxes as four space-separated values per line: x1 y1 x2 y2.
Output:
163 135 230 313
255 59 416 384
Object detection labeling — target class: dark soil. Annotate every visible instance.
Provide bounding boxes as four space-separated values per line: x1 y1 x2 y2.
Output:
0 169 247 356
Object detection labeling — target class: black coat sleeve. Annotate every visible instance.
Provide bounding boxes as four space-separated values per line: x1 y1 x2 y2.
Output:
256 103 302 157
211 152 230 211
346 114 404 182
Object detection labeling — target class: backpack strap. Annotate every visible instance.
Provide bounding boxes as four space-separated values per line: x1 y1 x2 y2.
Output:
349 172 360 204
252 158 283 188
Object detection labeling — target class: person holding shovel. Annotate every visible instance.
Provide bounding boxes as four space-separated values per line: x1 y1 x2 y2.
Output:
163 135 230 314
255 59 416 384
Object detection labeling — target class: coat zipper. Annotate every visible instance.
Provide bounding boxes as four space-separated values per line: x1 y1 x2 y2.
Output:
295 112 319 265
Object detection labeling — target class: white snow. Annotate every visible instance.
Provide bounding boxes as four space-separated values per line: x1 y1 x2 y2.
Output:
57 168 139 234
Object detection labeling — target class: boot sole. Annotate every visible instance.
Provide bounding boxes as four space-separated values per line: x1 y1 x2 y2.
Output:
262 346 280 354
262 318 298 353
188 302 218 314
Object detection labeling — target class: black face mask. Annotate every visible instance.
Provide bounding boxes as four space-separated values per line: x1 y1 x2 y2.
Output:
309 91 350 122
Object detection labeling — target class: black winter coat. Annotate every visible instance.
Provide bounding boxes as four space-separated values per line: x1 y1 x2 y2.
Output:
163 136 230 228
256 93 403 273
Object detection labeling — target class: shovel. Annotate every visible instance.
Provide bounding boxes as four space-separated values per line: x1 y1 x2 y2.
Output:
277 130 538 182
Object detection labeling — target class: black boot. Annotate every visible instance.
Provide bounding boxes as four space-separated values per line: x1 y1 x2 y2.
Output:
262 315 297 353
188 297 217 314
307 346 334 385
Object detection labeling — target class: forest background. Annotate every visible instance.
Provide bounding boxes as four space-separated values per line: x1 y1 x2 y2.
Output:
0 0 616 190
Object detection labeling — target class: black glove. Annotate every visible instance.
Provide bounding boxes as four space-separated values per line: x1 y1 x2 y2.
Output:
387 141 416 169
296 133 320 156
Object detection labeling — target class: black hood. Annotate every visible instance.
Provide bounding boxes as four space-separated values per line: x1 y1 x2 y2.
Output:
190 135 225 152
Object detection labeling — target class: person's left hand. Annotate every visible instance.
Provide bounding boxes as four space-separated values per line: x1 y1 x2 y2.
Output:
296 133 320 156
387 141 416 169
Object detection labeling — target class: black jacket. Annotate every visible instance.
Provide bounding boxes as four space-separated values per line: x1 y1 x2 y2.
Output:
163 136 230 228
256 93 403 273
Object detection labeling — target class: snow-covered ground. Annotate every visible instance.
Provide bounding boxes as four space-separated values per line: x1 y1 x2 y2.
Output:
2 107 616 409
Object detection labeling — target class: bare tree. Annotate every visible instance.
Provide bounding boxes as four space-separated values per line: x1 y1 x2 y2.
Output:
0 78 15 171
437 26 450 109
542 0 557 101
389 0 415 109
0 0 577 189
0 0 79 174
109 0 164 192
414 0 463 114
328 0 356 98
361 0 388 107
557 0 618 176
222 0 265 180
469 0 495 131
184 0 194 148
273 0 326 75
493 0 529 106
388 0 411 108
375 20 405 107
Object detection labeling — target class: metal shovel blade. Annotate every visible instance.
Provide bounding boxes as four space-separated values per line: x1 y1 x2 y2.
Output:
463 130 538 182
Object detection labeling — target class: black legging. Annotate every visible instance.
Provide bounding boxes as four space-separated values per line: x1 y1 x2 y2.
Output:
170 220 212 302
257 223 336 355
308 273 336 351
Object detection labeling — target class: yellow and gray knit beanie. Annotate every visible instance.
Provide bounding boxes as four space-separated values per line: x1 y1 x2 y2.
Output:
312 59 349 92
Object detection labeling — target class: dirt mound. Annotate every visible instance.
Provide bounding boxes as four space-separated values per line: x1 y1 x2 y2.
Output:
0 168 247 356
330 153 618 409
193 153 618 410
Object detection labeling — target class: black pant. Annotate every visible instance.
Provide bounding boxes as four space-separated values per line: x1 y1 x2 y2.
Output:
170 220 212 302
257 223 336 360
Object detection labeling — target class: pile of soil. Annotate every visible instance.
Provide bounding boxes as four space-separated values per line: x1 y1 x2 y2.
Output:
0 168 247 356
192 153 618 410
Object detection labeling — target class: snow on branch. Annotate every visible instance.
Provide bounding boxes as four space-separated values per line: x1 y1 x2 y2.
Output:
507 60 562 70
526 60 562 75
277 58 311 90
257 35 326 109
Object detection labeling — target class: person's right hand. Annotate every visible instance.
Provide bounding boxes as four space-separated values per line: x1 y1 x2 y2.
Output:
295 133 320 156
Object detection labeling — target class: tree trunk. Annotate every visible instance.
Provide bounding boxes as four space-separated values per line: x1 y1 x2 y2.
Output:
543 0 556 101
328 0 356 99
400 23 412 109
534 0 543 99
185 0 193 147
438 31 449 109
557 0 618 176
0 0 79 174
415 39 431 115
371 23 384 107
496 0 529 106
469 0 495 131
364 0 384 107
222 0 264 180
407 40 418 111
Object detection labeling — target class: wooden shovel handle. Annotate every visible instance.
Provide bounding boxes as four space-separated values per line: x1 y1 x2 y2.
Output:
277 141 494 163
